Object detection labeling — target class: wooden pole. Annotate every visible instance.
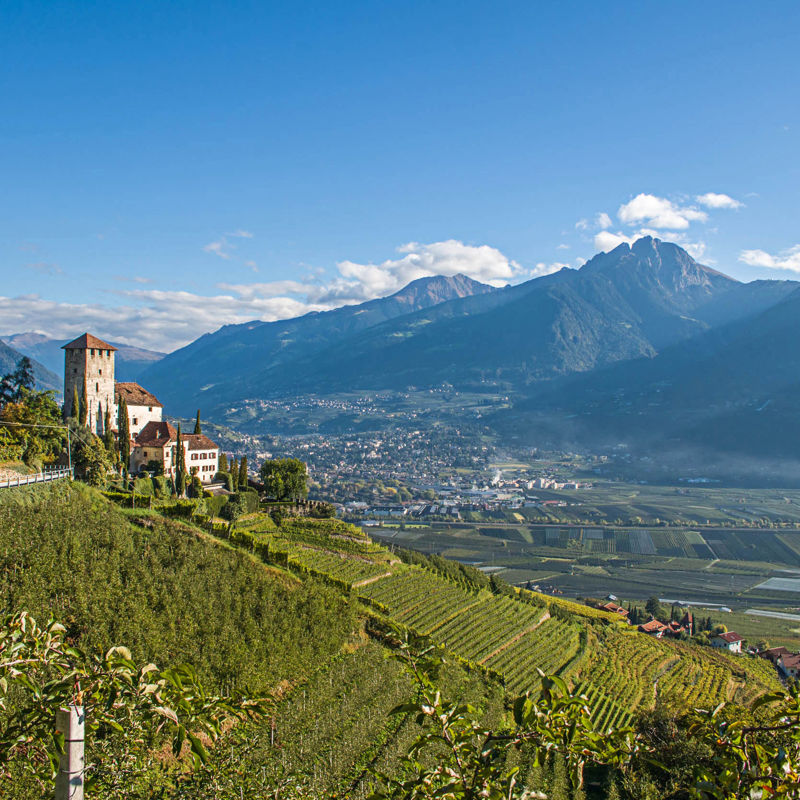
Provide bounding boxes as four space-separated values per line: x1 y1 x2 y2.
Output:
55 705 84 800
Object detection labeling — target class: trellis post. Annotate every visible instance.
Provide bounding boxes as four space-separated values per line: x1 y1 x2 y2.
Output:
55 705 84 800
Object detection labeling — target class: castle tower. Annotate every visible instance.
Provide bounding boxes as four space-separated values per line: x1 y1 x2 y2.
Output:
62 333 117 434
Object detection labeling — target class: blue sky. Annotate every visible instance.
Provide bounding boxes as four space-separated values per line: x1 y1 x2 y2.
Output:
1 0 798 351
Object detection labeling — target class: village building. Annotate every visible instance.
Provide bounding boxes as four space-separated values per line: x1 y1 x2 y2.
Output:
115 382 163 436
760 646 792 666
131 421 219 484
638 619 668 638
778 653 800 680
600 601 629 618
711 631 744 653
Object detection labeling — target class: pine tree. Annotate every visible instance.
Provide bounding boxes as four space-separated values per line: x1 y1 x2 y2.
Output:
117 397 130 476
193 410 202 435
218 452 228 473
238 455 248 488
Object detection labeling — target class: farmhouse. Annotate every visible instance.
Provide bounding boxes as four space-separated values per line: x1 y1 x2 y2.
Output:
711 631 744 653
638 619 668 638
760 646 791 665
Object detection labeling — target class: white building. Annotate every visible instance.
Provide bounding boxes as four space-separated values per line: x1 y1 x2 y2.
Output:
711 631 744 653
131 421 220 484
115 382 163 437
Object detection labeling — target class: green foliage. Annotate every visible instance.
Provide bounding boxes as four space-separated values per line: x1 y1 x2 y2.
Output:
0 611 265 797
0 388 64 465
238 455 248 488
259 457 308 501
116 396 130 474
0 356 35 402
193 409 202 435
0 483 355 697
74 431 113 486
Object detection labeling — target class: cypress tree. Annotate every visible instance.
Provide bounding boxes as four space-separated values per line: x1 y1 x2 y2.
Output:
117 397 130 475
103 406 115 457
231 457 239 488
70 385 80 422
175 424 186 496
79 380 88 427
239 456 248 488
218 452 228 473
194 410 202 435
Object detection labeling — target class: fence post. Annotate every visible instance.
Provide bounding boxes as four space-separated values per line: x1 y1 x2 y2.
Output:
55 705 84 799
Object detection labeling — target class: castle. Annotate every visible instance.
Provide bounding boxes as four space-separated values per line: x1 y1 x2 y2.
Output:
62 333 219 483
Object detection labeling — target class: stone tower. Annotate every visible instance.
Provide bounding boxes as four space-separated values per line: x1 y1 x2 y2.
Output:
62 333 118 434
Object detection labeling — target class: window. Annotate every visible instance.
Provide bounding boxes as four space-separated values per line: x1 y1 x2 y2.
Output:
148 406 152 412
95 382 99 392
90 349 95 356
133 417 138 425
73 368 77 374
98 369 102 375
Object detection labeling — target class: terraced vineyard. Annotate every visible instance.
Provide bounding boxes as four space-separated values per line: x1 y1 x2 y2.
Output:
222 512 785 730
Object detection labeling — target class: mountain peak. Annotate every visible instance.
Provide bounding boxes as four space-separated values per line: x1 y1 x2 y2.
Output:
389 273 495 306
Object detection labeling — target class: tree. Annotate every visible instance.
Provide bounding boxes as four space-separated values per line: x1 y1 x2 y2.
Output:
218 452 228 473
71 384 81 422
238 455 248 488
0 611 266 796
74 434 112 486
116 397 130 475
79 379 88 427
0 357 36 403
645 596 663 620
230 457 239 489
175 424 186 497
259 458 308 501
194 409 202 435
102 405 116 463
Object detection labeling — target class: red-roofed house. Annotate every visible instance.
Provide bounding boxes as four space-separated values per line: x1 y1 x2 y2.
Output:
132 421 219 484
760 646 792 665
638 619 668 638
778 653 800 680
711 631 744 654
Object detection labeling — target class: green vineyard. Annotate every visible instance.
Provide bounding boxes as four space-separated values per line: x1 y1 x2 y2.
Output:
222 510 783 731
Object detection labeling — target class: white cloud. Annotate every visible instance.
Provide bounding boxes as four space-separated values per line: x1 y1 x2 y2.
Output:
594 230 637 251
556 243 570 250
695 192 743 209
575 218 589 231
203 240 232 260
244 260 259 273
321 240 522 304
2 239 525 352
532 261 570 277
739 244 800 273
618 193 708 230
596 212 613 229
228 229 253 238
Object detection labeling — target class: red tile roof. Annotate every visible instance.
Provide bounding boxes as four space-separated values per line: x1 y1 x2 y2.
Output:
781 654 800 669
184 433 219 451
134 421 177 447
715 632 744 644
115 382 163 408
638 619 667 633
62 333 117 351
133 422 218 452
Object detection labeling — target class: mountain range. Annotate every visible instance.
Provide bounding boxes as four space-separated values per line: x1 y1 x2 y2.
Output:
0 339 60 392
1 333 166 383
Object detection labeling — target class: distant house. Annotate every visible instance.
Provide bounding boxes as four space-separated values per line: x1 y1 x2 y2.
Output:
131 421 219 484
760 646 792 666
638 619 668 638
778 653 800 680
600 601 629 618
711 631 744 653
115 382 163 437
